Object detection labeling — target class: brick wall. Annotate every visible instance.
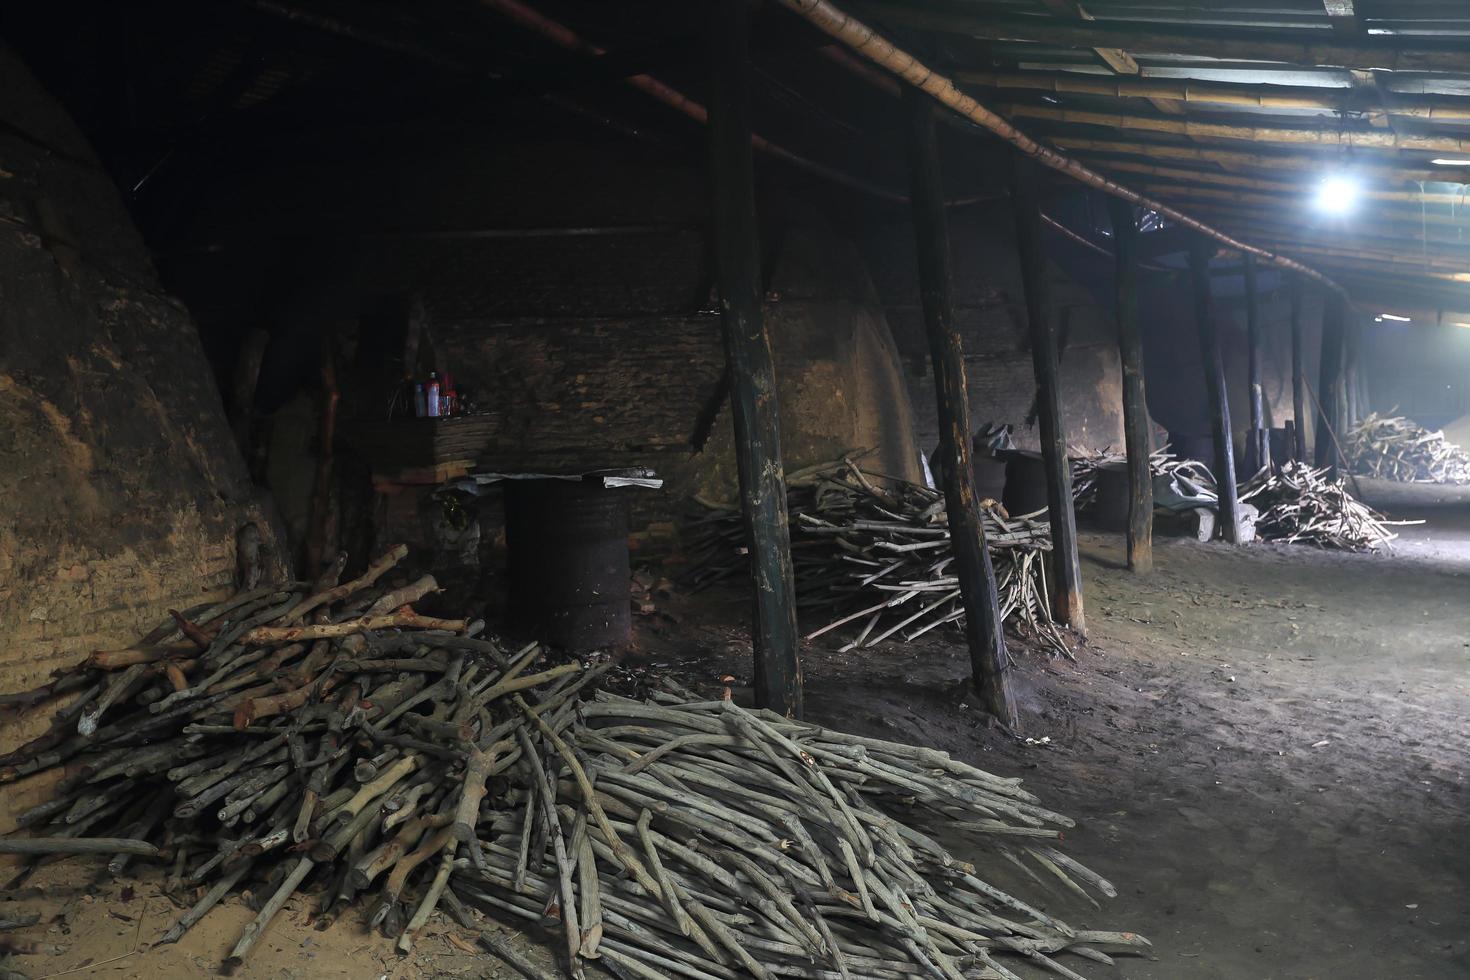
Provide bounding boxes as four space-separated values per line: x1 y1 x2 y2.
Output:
0 45 281 829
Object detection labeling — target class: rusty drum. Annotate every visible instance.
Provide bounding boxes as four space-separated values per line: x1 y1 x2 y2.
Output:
505 479 631 651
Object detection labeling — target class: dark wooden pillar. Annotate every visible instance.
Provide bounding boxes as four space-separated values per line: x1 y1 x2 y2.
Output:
1010 154 1085 632
1244 254 1267 473
1188 237 1241 543
904 90 1018 729
707 0 801 717
1289 276 1308 463
1316 292 1345 474
1105 196 1153 574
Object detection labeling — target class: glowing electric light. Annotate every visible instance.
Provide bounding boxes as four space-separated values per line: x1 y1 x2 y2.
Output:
1431 159 1470 166
1379 313 1411 322
1312 175 1361 215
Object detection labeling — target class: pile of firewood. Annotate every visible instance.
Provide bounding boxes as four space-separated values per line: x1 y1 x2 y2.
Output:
0 546 597 971
0 547 1144 978
454 687 1148 980
1344 413 1470 484
1241 461 1410 551
1070 448 1218 510
681 458 1071 657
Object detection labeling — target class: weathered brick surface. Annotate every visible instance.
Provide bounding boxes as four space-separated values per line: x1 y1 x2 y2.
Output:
0 45 280 829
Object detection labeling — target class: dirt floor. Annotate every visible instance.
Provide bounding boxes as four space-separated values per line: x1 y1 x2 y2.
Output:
4 477 1467 979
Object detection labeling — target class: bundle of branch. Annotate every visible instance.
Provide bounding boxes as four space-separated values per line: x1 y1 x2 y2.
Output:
1344 413 1470 484
0 545 600 972
680 458 1069 657
451 689 1148 980
1070 448 1217 511
1241 461 1412 551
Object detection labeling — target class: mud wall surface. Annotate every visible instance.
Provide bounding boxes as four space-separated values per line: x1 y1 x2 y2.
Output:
860 205 1126 458
161 131 925 548
0 45 278 828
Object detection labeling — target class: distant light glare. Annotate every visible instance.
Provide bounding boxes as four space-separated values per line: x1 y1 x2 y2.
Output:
1313 175 1361 214
1431 159 1470 166
1379 313 1411 322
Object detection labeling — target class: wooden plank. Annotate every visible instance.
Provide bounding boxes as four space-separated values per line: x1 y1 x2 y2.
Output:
1032 0 1183 114
707 0 802 719
1290 277 1309 464
856 5 1470 73
1188 236 1241 544
904 88 1019 730
1106 195 1153 574
1011 153 1086 632
1323 0 1360 34
1244 254 1268 473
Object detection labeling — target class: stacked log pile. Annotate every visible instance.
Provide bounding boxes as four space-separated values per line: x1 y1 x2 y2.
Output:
0 547 1145 978
681 459 1070 657
1070 448 1217 510
1344 413 1470 484
1240 462 1410 551
454 688 1148 980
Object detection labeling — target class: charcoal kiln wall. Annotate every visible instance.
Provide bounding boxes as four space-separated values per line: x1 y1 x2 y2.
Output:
861 206 1127 458
1137 280 1324 462
0 46 282 828
160 131 925 563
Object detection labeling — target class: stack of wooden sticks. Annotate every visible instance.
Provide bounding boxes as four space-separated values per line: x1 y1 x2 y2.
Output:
0 545 1144 978
1344 413 1470 484
680 459 1070 657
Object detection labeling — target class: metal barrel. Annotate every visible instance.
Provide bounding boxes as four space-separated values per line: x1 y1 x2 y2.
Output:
505 479 632 651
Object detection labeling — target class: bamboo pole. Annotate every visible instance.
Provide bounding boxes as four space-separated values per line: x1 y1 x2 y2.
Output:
904 90 1019 729
1190 236 1242 544
481 0 905 203
1006 103 1470 156
856 6 1470 74
1091 159 1470 204
770 0 1350 299
1011 153 1085 633
957 70 1470 124
707 0 802 719
1106 196 1153 574
1058 137 1450 184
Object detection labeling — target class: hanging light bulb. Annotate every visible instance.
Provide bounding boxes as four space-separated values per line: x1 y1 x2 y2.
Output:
1313 174 1361 215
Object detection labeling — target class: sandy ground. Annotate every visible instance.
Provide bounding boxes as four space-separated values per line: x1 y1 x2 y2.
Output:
4 479 1468 979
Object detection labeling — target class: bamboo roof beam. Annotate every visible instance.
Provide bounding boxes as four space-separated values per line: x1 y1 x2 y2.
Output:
956 72 1470 124
1032 0 1184 116
773 0 1349 297
1220 239 1470 274
1184 211 1470 256
1187 199 1470 238
852 5 1470 74
1095 159 1470 204
1006 104 1470 156
1136 181 1470 218
1057 137 1450 184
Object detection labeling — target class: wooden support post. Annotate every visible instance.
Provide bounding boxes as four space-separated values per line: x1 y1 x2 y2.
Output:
1316 292 1346 475
1343 317 1362 429
1244 254 1268 474
905 89 1018 729
1010 154 1086 633
1188 236 1241 543
1106 196 1153 574
707 0 801 718
1290 277 1308 463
